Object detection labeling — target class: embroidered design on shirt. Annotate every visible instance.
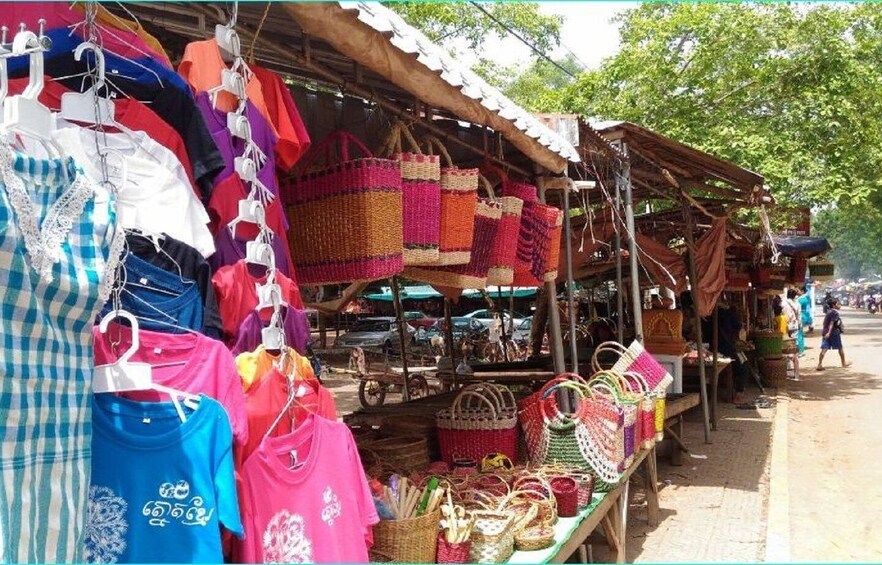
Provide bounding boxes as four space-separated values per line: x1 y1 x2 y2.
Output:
321 486 342 526
84 485 129 564
141 480 214 528
263 510 313 563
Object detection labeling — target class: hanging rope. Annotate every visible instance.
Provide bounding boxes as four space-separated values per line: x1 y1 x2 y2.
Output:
758 204 781 265
247 2 272 64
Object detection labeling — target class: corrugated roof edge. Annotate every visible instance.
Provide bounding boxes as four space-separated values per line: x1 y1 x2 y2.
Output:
339 1 581 164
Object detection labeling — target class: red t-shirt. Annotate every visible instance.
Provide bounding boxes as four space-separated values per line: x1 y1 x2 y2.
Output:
236 367 336 468
251 65 311 171
212 259 304 342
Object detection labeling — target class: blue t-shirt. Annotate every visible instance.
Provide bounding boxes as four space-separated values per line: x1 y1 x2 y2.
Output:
87 394 242 563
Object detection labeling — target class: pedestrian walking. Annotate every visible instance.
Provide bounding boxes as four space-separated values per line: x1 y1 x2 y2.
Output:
798 285 814 334
817 298 851 371
785 289 805 354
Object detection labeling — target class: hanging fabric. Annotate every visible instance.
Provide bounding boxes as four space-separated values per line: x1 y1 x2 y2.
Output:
694 217 729 317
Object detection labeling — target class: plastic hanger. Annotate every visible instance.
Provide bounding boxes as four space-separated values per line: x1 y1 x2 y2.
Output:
264 373 310 440
2 24 60 152
60 42 115 126
93 309 200 423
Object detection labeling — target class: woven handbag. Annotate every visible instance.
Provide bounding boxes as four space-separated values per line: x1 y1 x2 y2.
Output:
284 130 403 285
403 198 502 295
502 181 564 287
378 122 441 266
517 374 585 464
587 374 637 470
423 136 479 266
592 341 674 392
624 370 666 444
437 384 518 464
619 372 656 450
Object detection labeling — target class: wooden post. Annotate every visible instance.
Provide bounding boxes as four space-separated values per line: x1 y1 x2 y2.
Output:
444 298 457 390
563 184 579 372
318 313 327 349
390 277 411 402
621 143 644 342
681 200 713 444
711 305 720 429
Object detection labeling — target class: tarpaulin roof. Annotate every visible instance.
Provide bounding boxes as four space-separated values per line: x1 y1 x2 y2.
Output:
772 235 831 258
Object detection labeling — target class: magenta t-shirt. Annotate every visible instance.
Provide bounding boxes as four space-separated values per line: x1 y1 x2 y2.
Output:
92 323 249 450
235 415 379 563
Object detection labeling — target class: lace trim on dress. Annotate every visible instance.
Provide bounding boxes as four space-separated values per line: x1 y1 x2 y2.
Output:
0 142 96 282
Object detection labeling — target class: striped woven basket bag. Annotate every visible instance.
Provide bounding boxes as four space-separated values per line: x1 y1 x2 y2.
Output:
510 197 564 287
487 180 525 286
378 122 441 266
403 197 502 297
422 136 479 266
284 130 403 285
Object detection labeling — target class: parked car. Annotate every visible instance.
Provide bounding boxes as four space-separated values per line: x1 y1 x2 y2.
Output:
422 317 487 344
463 309 527 329
511 317 533 343
403 311 437 329
335 317 415 352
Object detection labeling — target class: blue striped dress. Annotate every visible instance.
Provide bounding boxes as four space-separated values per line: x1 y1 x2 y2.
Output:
0 145 115 562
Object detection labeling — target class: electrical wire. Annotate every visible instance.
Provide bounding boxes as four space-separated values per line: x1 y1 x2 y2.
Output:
468 2 576 79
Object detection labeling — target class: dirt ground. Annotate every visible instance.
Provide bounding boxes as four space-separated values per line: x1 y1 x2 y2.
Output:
782 308 882 561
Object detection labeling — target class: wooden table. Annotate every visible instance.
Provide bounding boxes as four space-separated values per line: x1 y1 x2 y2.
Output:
662 392 701 465
507 447 659 564
436 370 555 388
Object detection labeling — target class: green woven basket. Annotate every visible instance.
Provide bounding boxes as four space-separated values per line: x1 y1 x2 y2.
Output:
753 333 783 357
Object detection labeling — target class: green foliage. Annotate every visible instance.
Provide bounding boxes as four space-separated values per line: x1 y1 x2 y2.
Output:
389 2 562 53
814 204 882 279
558 3 882 208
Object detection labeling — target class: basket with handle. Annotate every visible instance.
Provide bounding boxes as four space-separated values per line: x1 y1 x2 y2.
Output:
372 508 441 563
517 373 585 464
624 369 666 444
437 384 519 464
592 340 674 392
509 475 558 527
378 122 441 266
469 510 515 563
423 136 479 266
284 130 403 285
481 172 525 286
437 531 472 563
618 371 656 450
404 184 502 295
588 373 638 470
510 200 564 287
514 525 555 551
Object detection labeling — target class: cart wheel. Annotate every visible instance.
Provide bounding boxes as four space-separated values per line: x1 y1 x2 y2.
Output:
358 379 387 407
407 375 430 399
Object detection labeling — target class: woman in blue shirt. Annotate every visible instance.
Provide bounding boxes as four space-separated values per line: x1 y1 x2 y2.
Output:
797 286 814 334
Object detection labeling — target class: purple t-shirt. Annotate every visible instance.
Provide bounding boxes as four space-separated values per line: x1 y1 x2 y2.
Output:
231 305 310 356
195 92 281 202
210 226 292 278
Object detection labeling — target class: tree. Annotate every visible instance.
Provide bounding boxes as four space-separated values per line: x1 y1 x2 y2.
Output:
814 203 882 279
556 3 882 208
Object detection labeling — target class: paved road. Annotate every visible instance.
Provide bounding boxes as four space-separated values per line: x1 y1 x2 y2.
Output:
782 307 882 561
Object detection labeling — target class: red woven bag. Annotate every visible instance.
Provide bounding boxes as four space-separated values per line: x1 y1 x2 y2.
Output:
436 384 519 464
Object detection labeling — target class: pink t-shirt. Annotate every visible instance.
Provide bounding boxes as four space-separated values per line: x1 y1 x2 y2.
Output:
235 415 379 563
92 323 249 450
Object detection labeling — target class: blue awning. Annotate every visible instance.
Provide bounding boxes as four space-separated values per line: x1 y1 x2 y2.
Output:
362 286 538 302
772 235 831 258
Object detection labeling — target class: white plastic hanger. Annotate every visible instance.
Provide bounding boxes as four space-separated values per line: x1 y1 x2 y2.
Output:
2 24 59 147
93 309 200 423
60 41 115 126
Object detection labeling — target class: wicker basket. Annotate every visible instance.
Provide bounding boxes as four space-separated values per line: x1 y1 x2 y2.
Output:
437 532 471 563
404 198 502 294
781 338 798 355
550 475 579 518
753 331 784 358
423 136 479 266
469 510 515 563
759 356 788 387
437 384 518 464
372 508 440 563
284 130 403 285
486 195 524 285
359 435 430 472
379 123 441 266
379 415 440 461
514 525 555 551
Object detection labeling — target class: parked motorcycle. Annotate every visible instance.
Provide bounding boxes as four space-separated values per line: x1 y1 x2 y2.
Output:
869 297 879 315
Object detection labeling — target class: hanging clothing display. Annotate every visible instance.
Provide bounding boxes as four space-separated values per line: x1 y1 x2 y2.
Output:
87 394 242 563
92 324 249 449
234 415 378 563
0 146 117 563
250 64 311 171
232 305 310 356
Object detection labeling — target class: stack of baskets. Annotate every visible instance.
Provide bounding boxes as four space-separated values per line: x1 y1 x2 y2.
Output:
753 330 787 387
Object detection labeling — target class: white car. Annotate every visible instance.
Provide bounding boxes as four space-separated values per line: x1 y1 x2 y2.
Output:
463 309 526 330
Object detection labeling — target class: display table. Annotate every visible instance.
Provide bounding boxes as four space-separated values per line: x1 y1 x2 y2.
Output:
508 447 658 564
436 370 556 388
662 392 701 465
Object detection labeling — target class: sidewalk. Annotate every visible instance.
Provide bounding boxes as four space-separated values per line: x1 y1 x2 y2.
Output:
594 399 775 562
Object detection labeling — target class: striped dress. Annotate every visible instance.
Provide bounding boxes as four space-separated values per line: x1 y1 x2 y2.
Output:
0 145 115 562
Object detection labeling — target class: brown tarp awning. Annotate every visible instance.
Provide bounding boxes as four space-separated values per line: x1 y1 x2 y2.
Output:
633 233 688 294
694 217 729 316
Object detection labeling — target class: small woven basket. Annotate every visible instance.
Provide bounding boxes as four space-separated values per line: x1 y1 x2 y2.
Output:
514 525 555 551
550 475 579 518
437 533 471 563
372 509 440 564
469 510 515 563
359 435 430 472
577 474 595 510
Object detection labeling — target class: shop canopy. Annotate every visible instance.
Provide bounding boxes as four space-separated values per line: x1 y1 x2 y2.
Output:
363 286 538 302
772 235 831 258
